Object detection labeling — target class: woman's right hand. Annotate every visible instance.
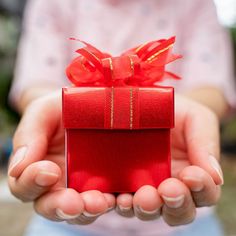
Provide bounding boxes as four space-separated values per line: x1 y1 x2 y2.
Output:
8 91 116 224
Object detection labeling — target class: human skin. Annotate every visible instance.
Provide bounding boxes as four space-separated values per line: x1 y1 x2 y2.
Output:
8 87 226 225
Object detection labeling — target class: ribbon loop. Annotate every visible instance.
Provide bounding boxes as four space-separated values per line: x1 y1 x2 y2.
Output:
66 37 182 86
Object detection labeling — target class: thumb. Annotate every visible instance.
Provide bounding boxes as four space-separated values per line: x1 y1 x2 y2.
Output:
183 100 223 185
8 92 61 178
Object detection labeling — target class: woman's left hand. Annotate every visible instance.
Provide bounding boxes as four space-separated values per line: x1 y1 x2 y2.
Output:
116 94 223 225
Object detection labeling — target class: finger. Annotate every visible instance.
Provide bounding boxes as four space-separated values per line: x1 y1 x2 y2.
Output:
179 166 221 207
182 100 223 185
8 93 61 178
68 190 109 225
158 178 196 226
133 185 162 221
8 160 61 202
116 193 134 217
80 190 109 215
103 193 116 210
34 188 84 221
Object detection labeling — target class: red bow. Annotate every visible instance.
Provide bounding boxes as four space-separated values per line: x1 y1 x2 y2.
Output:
66 37 182 86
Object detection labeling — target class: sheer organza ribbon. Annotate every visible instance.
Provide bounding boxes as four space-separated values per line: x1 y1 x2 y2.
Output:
66 36 181 86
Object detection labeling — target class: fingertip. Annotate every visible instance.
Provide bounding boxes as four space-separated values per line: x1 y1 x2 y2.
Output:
34 188 84 221
103 193 116 209
9 135 48 178
179 166 206 192
36 160 61 175
35 171 59 187
32 161 61 187
115 193 134 218
116 193 133 211
133 185 162 211
179 166 221 207
58 189 84 215
8 146 28 178
81 190 108 214
208 155 224 185
158 178 187 198
190 156 224 186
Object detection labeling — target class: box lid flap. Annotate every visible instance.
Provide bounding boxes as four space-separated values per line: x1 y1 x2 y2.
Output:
62 86 174 129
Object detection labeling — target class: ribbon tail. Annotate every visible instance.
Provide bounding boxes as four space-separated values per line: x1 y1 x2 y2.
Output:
70 37 105 58
140 37 176 62
76 48 103 72
165 71 181 80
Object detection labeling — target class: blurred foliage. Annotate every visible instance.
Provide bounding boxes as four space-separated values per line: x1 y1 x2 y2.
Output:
0 14 19 135
231 26 236 43
217 156 236 235
220 27 236 154
0 1 22 164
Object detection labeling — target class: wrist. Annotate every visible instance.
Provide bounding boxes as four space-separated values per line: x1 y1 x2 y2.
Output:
18 86 59 114
183 87 229 120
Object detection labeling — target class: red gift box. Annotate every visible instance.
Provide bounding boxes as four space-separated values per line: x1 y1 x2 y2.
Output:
63 37 181 192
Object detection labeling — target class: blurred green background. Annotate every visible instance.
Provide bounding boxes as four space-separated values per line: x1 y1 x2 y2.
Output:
0 0 236 235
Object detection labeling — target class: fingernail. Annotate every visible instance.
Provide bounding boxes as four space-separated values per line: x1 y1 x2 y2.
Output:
209 155 224 185
136 206 160 215
56 209 80 220
162 195 185 208
118 205 132 212
35 171 59 187
83 211 102 218
182 177 204 192
8 146 28 176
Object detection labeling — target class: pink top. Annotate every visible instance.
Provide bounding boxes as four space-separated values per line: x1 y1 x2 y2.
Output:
11 0 236 108
10 0 236 234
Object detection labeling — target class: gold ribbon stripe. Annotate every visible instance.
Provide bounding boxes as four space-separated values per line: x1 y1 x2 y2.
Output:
147 44 174 63
130 87 133 130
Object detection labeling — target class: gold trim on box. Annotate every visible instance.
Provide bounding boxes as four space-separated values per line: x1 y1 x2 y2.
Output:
110 86 114 129
130 87 133 129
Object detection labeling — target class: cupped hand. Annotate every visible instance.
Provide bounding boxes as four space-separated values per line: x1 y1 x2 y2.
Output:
117 94 223 225
8 92 223 226
8 91 115 225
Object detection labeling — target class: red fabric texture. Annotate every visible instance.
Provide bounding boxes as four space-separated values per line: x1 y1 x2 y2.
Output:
66 129 171 192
